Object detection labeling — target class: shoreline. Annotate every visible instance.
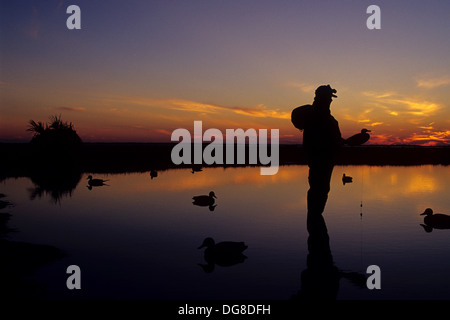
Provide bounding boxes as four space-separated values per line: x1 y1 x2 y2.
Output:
1 143 450 179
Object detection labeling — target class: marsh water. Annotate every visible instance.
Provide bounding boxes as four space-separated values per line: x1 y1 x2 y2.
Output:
2 165 450 300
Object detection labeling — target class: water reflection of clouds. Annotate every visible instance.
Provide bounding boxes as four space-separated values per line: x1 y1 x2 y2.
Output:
74 166 448 219
406 174 439 194
108 166 310 193
334 165 447 201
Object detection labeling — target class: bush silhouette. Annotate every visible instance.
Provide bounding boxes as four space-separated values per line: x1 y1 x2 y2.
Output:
27 115 82 163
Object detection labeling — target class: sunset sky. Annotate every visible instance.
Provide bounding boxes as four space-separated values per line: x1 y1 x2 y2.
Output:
1 0 450 145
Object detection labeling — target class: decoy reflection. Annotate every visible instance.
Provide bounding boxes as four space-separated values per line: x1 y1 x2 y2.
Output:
197 237 248 273
191 165 203 174
342 173 353 185
192 191 217 211
420 208 450 233
150 170 158 180
86 175 109 190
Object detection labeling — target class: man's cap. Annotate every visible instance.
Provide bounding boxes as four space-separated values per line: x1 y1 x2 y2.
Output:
315 85 337 98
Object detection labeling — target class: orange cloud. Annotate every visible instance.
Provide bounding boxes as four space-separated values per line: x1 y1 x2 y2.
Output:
164 99 290 119
56 106 86 112
362 91 442 117
416 75 450 89
100 94 290 120
340 107 377 126
284 82 316 93
370 129 450 146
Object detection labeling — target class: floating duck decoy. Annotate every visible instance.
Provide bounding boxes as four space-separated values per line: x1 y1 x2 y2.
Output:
197 237 248 273
191 165 203 174
345 129 371 146
420 208 450 232
342 173 353 185
193 191 217 211
86 175 109 190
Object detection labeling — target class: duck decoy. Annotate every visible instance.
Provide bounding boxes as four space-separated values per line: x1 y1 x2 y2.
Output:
86 175 109 190
191 165 203 174
193 191 217 211
197 237 248 273
342 173 353 185
345 129 371 146
420 208 450 232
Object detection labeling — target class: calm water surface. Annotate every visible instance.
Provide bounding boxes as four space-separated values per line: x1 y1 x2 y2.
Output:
2 165 450 300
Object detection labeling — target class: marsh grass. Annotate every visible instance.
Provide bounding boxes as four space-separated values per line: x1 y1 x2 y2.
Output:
27 115 82 165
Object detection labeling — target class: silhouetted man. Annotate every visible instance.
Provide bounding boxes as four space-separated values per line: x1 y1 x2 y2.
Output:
291 86 366 299
303 85 343 215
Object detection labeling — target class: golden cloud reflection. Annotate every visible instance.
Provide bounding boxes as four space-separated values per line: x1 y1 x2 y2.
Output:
79 165 449 231
335 165 445 205
103 166 309 195
100 165 448 211
405 174 438 194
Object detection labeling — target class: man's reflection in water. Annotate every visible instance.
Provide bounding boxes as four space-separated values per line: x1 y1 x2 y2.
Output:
295 172 367 300
298 168 340 299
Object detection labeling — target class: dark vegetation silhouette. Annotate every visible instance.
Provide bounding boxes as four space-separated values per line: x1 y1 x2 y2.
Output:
28 167 82 203
0 193 14 211
27 115 82 166
197 237 248 273
28 114 82 147
0 194 64 299
0 194 15 236
19 115 83 202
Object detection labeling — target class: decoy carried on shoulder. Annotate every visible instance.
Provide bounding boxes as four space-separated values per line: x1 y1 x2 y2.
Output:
86 175 109 190
193 191 217 211
345 129 371 146
420 208 450 233
342 173 353 185
197 237 248 273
